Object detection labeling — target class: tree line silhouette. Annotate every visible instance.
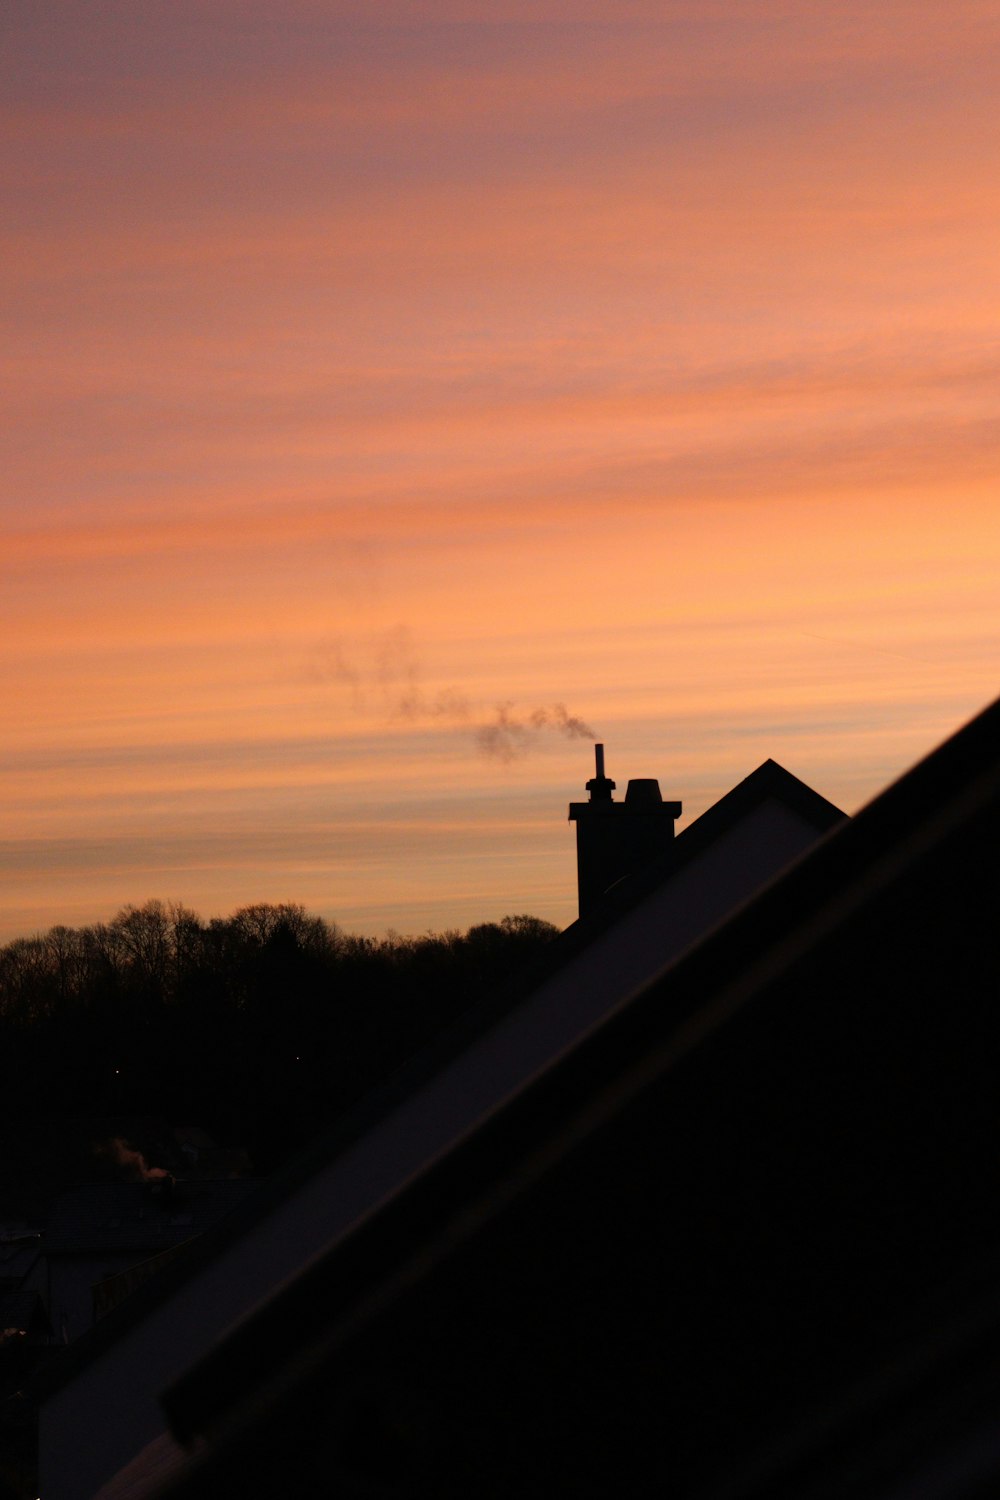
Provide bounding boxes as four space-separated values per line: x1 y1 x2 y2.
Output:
0 902 557 1172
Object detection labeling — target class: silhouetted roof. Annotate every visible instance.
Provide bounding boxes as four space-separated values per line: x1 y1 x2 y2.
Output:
151 695 1000 1499
526 754 845 981
37 761 844 1409
606 755 843 896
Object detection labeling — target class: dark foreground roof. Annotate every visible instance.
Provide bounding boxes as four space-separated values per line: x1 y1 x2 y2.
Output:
147 695 1000 1500
42 761 841 1409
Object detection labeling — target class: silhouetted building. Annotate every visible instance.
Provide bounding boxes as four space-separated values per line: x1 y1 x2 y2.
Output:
36 749 846 1500
24 1180 254 1347
86 695 1000 1500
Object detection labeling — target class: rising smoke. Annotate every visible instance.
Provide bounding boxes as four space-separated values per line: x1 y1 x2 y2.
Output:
305 628 594 761
97 1136 172 1182
475 702 595 763
305 626 470 720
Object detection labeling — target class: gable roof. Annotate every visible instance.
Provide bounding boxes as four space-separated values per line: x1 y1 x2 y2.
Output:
604 755 843 899
547 754 844 965
150 695 1000 1499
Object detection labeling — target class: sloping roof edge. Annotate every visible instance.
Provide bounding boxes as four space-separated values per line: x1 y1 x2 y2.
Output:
155 694 1000 1462
592 756 844 916
24 760 840 1399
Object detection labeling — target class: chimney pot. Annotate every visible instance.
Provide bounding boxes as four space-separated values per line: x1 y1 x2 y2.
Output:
625 778 663 807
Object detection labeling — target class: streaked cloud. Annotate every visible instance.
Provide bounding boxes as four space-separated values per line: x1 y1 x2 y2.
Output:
1 1 997 941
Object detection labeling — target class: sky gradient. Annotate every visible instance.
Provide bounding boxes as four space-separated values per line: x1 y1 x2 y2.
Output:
4 2 998 941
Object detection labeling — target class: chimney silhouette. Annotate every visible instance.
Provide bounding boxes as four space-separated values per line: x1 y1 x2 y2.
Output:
568 744 682 918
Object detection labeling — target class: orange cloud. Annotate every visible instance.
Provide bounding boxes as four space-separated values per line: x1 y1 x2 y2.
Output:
2 3 998 942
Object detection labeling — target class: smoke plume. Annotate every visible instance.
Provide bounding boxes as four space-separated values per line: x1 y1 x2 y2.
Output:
305 628 594 761
305 627 469 721
97 1137 172 1182
475 702 596 763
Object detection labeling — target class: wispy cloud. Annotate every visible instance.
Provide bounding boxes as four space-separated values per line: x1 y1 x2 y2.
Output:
1 0 998 944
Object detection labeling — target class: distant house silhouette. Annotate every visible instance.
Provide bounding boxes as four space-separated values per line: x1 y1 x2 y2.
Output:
23 1179 253 1346
44 714 1000 1500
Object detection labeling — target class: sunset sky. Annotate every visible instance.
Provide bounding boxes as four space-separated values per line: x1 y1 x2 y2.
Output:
4 1 998 942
